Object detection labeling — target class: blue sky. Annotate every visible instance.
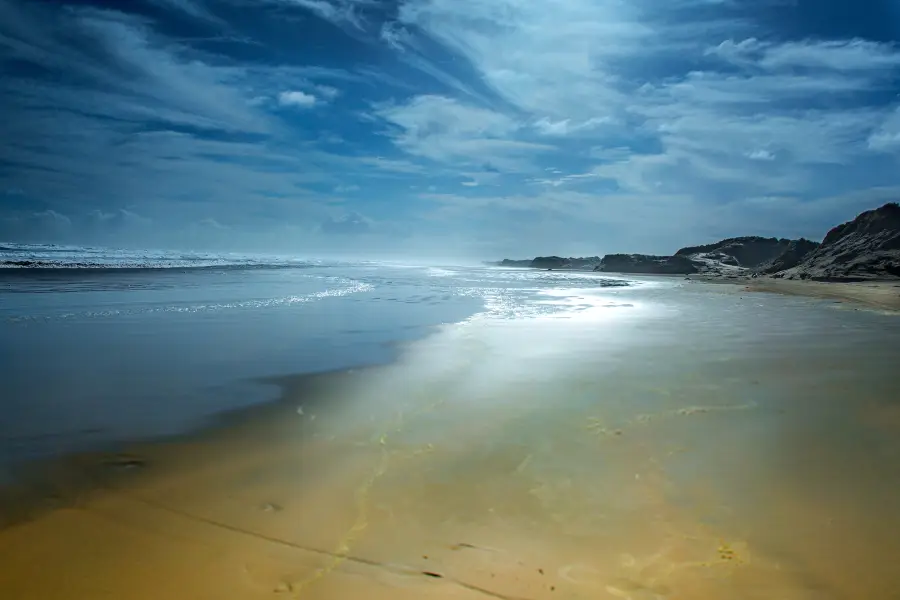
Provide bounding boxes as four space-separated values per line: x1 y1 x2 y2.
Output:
1 0 899 258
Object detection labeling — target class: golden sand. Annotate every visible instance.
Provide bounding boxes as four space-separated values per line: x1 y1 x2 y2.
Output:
2 354 899 600
744 278 900 312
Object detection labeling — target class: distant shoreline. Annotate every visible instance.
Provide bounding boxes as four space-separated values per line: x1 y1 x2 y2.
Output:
490 202 900 289
680 273 900 312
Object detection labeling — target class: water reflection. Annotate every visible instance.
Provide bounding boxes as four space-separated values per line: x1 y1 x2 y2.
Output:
1 273 899 599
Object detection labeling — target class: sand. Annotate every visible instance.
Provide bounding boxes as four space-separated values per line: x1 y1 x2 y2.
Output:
3 292 900 600
3 357 900 600
743 278 900 312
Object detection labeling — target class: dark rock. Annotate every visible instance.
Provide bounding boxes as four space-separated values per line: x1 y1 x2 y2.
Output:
531 256 570 269
675 236 795 268
594 254 699 274
489 256 601 270
102 454 147 470
779 203 900 280
755 238 820 274
495 258 533 267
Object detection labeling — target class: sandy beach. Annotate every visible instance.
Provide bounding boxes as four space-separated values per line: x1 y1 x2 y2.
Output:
743 278 900 312
3 265 900 600
3 299 900 600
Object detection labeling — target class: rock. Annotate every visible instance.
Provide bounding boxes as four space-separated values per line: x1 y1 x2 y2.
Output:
531 256 570 269
593 254 698 275
675 236 798 268
488 256 602 270
778 203 900 281
755 238 819 274
495 258 533 267
486 204 899 281
102 454 147 470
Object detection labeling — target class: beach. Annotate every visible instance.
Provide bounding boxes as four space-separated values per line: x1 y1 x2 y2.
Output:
2 263 900 599
744 278 900 312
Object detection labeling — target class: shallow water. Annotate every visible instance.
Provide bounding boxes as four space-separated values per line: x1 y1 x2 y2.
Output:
2 263 900 599
280 273 900 599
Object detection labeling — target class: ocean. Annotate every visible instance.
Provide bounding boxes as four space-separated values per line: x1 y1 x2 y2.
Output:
2 243 900 599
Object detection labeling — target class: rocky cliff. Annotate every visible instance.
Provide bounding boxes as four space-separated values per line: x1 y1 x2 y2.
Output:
675 236 795 268
593 254 698 274
775 203 900 280
755 239 820 275
494 256 601 270
490 203 899 280
496 258 533 268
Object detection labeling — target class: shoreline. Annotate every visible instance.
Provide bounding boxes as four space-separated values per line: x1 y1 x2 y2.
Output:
0 367 374 531
742 278 900 312
688 275 900 312
495 265 900 312
4 273 896 525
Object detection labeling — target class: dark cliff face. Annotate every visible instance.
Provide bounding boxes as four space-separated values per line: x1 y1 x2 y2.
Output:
756 239 820 275
497 258 534 267
821 202 900 246
492 204 900 280
594 254 698 274
675 236 794 268
530 256 602 269
531 256 570 269
493 256 601 270
778 203 900 281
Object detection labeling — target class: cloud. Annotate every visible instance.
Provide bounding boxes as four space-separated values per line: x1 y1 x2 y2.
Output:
278 90 318 108
145 0 226 25
275 0 370 29
0 1 270 133
198 217 229 230
707 38 900 72
869 108 900 152
373 95 552 171
533 116 616 137
2 0 900 255
315 84 340 99
380 21 410 51
319 210 373 235
390 0 900 213
88 208 152 228
746 149 776 161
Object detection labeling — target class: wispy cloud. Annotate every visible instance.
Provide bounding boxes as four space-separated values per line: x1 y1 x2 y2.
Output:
274 0 374 30
278 90 318 107
385 0 900 212
2 0 899 254
373 95 552 172
145 0 227 25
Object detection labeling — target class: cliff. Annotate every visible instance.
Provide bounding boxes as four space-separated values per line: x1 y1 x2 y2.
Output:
494 256 601 270
755 239 820 275
488 203 900 280
593 254 698 274
776 203 900 281
675 236 795 268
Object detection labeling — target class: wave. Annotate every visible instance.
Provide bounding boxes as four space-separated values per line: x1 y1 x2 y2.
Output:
0 243 326 271
4 280 375 323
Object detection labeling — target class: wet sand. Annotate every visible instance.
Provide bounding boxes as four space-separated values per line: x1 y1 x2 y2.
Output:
3 323 900 600
744 279 900 312
3 276 900 600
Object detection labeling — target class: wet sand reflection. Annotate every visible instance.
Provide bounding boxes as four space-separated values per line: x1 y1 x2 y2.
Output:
2 322 900 600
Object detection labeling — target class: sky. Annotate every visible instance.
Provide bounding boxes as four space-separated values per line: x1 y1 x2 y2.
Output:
1 0 899 259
